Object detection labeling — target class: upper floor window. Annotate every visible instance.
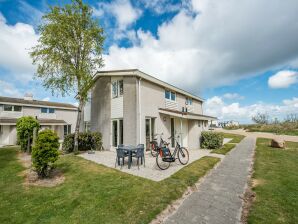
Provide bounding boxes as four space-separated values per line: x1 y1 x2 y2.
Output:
3 105 22 112
186 97 192 105
112 80 123 98
41 107 55 113
165 90 176 101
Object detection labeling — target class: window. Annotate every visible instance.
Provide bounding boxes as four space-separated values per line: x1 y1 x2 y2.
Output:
84 121 90 132
14 106 22 111
165 90 176 101
49 108 55 113
41 107 48 113
112 81 118 98
64 125 71 136
4 105 13 111
186 97 192 105
112 80 124 98
165 90 170 99
119 80 123 96
171 92 176 101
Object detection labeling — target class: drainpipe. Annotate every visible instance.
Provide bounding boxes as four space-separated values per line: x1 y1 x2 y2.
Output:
138 77 142 144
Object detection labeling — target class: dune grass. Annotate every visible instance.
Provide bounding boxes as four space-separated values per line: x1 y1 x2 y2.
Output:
248 138 298 224
0 147 219 224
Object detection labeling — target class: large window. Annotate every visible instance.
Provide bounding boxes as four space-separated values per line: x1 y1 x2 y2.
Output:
112 80 123 98
64 125 71 136
3 105 22 112
41 107 55 113
165 90 176 101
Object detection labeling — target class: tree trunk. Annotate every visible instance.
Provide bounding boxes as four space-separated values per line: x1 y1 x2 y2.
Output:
74 100 84 154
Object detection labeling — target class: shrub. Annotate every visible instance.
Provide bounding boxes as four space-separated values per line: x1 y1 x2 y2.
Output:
32 129 59 177
62 132 102 153
201 131 223 149
16 116 40 152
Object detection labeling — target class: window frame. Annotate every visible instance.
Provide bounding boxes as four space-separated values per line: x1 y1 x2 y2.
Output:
119 80 123 96
165 90 176 101
186 97 192 105
64 124 71 136
48 108 55 113
3 105 13 111
14 105 22 112
41 107 48 113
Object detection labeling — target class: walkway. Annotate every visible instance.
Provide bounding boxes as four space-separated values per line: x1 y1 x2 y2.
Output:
217 128 298 142
164 136 256 224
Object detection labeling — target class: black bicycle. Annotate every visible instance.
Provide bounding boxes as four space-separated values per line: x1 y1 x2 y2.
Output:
156 136 189 170
149 133 169 157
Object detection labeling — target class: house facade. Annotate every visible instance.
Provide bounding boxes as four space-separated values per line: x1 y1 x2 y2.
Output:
0 94 77 145
91 69 216 150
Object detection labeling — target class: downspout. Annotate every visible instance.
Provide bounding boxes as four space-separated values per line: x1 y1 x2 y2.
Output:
138 77 142 144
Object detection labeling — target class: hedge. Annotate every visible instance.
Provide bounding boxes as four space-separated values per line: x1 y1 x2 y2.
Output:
62 132 102 153
201 131 223 149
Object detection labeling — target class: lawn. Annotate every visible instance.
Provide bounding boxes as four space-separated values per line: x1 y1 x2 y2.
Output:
248 138 298 224
211 132 245 155
0 147 219 224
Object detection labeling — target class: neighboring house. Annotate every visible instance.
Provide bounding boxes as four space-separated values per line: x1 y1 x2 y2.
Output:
91 69 217 150
0 94 77 145
218 120 240 128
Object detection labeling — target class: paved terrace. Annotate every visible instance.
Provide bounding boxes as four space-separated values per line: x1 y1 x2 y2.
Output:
79 149 224 181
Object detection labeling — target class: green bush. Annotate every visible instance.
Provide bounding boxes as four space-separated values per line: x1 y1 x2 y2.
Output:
16 116 40 152
201 131 223 149
32 129 59 177
62 132 102 153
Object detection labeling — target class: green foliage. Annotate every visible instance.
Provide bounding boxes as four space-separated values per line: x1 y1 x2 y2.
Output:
30 0 104 100
63 132 102 153
201 131 223 149
32 130 59 177
16 116 40 152
223 125 239 130
242 122 298 136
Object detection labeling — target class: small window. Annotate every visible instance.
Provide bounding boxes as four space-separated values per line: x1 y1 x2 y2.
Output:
198 121 201 127
171 92 176 101
165 90 170 100
3 105 13 111
41 107 48 113
186 97 192 105
112 81 118 98
48 108 55 113
119 80 123 96
14 106 22 112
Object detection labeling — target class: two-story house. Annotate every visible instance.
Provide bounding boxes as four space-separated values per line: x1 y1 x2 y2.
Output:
0 94 77 145
91 69 216 150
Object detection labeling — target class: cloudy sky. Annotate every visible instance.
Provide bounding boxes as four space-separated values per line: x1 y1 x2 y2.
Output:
0 0 298 123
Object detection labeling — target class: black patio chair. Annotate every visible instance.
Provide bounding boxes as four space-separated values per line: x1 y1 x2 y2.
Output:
132 144 145 169
115 145 128 169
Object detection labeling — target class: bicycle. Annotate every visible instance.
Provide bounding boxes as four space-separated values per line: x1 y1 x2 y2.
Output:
149 133 169 157
156 135 189 170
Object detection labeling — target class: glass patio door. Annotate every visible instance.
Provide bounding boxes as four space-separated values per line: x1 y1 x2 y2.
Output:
112 119 123 147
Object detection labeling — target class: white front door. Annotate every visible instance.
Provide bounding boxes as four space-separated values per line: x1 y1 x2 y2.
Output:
0 125 10 145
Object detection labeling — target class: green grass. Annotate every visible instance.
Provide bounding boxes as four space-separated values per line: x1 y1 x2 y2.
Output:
221 132 245 143
248 138 298 224
0 147 219 224
211 143 235 155
242 123 298 136
210 132 245 155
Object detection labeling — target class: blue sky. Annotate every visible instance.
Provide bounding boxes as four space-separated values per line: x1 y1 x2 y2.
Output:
0 0 298 123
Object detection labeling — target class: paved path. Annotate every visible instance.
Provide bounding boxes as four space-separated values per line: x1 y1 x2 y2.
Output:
164 137 256 224
216 128 298 142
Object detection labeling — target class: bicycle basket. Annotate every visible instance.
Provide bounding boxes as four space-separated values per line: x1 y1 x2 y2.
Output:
161 147 170 157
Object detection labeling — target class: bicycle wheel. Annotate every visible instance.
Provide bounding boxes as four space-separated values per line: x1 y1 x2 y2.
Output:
178 147 189 165
150 143 158 157
156 151 170 170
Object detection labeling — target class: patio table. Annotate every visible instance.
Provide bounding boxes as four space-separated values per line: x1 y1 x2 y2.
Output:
123 145 137 169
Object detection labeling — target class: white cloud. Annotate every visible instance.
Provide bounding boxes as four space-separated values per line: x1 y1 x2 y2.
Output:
42 97 50 101
103 0 298 93
223 93 244 100
0 13 38 82
204 96 298 123
137 0 180 15
93 0 141 30
0 80 21 97
268 70 298 88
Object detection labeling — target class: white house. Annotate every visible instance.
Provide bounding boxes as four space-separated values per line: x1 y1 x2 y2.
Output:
90 69 217 150
0 94 77 145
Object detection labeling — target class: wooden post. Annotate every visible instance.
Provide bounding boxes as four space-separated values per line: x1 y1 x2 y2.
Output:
32 127 37 148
